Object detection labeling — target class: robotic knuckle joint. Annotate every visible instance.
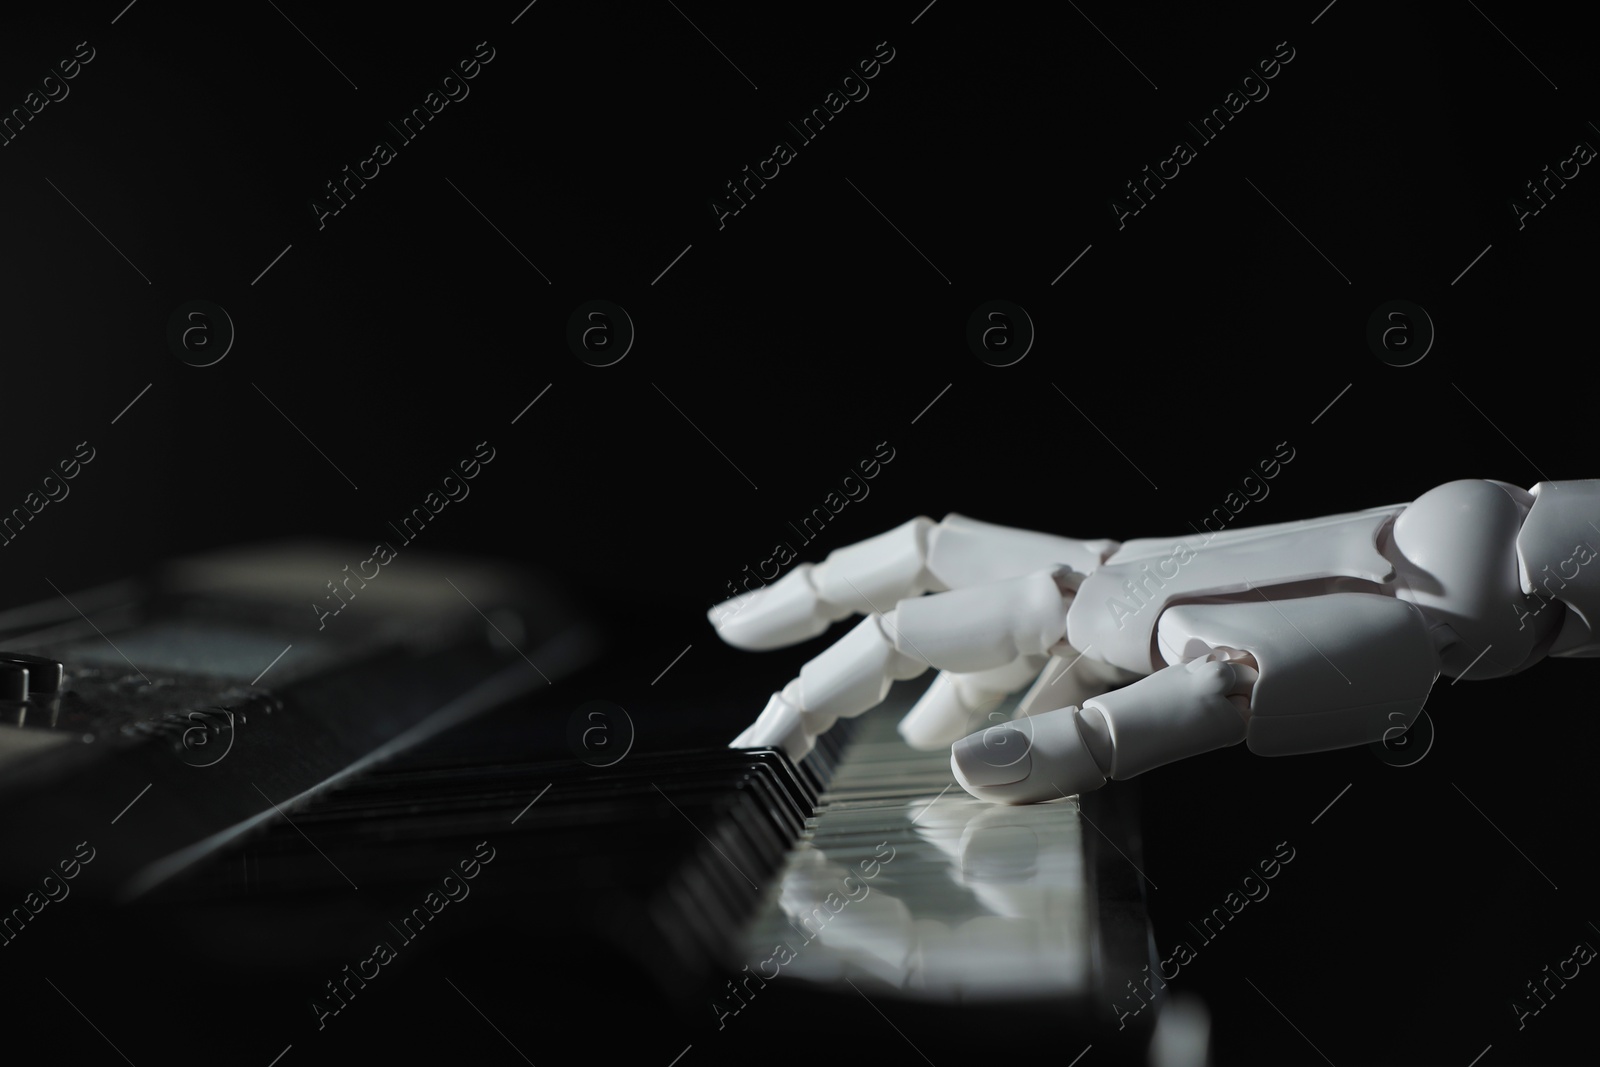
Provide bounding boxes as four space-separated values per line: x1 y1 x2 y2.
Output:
1184 658 1236 690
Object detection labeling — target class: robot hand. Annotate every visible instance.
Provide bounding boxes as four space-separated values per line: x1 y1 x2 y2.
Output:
710 480 1599 804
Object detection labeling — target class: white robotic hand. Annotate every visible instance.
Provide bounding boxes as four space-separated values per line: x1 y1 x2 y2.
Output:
711 480 1600 804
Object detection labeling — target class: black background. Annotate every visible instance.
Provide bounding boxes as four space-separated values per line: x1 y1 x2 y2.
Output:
1 1 1594 1064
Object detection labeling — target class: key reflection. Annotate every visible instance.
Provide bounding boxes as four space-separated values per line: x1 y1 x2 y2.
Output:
744 790 1091 999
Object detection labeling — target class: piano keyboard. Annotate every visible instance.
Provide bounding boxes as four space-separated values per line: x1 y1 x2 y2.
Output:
107 682 1168 1063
